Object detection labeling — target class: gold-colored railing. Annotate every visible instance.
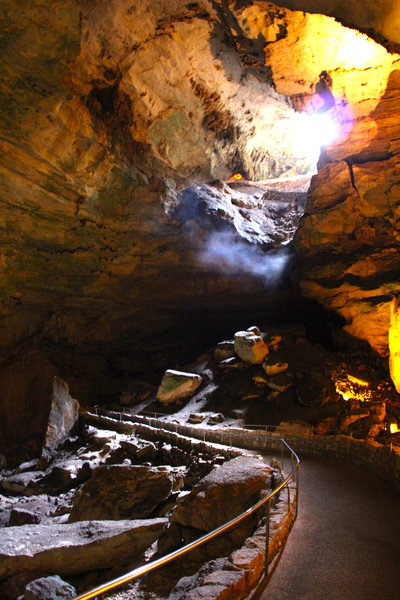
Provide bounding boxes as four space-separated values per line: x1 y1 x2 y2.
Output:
73 437 299 600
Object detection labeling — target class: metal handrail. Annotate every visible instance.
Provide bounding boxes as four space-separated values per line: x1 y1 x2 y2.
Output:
73 438 299 600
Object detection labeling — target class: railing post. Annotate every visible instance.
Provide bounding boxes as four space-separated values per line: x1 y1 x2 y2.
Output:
287 482 291 511
295 463 300 518
265 498 271 575
281 438 284 472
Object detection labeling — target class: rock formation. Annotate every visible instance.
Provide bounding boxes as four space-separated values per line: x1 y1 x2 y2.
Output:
0 519 168 580
1 0 400 460
68 464 174 522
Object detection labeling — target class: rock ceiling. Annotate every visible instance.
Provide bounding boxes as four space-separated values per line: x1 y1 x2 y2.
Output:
1 0 400 456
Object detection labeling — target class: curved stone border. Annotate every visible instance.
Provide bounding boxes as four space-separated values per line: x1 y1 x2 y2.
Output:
92 408 400 493
80 409 298 600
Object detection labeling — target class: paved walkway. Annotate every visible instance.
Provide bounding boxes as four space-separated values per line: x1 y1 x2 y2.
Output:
258 458 400 600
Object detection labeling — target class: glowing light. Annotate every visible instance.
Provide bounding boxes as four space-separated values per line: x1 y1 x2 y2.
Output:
292 110 339 167
231 173 245 180
347 375 369 387
334 30 387 70
335 374 372 402
390 422 400 434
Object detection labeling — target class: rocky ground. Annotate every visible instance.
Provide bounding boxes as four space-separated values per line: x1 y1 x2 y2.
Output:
121 322 400 445
0 403 280 600
1 321 399 600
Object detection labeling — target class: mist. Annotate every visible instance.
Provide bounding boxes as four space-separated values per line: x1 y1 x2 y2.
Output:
200 230 292 286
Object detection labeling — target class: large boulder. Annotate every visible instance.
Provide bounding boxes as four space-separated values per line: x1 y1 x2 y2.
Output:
234 330 269 364
157 370 202 405
0 519 167 580
43 377 80 452
158 455 272 563
68 465 174 522
171 455 271 532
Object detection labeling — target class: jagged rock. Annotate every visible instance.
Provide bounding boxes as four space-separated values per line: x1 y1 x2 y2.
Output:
8 508 40 527
217 357 244 369
38 462 92 494
247 326 261 336
296 370 336 406
229 409 246 420
0 519 167 580
68 465 173 522
157 370 202 405
24 576 76 600
234 330 269 365
170 455 271 533
43 377 80 453
119 439 158 463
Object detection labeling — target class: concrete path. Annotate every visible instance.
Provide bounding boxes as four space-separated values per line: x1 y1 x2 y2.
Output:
258 458 400 600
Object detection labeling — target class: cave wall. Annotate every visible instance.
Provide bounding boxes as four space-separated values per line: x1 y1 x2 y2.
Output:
1 0 400 459
0 0 302 458
268 0 400 54
228 3 400 366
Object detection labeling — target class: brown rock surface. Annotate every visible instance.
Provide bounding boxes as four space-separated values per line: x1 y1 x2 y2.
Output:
0 0 309 460
228 2 400 367
68 465 173 522
1 0 400 459
170 455 271 532
0 518 167 580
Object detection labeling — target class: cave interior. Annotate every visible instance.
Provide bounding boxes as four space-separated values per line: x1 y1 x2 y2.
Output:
1 1 400 599
0 0 399 465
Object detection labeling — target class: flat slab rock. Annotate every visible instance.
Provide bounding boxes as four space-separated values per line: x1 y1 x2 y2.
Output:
0 518 167 580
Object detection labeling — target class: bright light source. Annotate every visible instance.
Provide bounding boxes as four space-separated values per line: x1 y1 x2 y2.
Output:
291 110 339 166
390 422 400 434
310 112 338 146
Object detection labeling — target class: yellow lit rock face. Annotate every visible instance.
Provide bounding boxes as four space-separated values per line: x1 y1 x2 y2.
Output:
389 297 400 393
2 0 400 459
262 10 397 117
238 4 400 367
272 0 400 53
